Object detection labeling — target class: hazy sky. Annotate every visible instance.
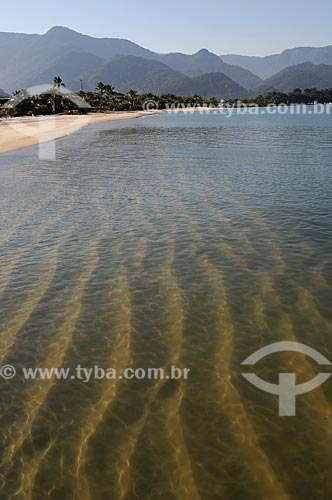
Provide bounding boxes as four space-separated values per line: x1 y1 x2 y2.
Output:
2 0 332 56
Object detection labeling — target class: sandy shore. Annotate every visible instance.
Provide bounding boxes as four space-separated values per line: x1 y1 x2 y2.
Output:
0 111 159 154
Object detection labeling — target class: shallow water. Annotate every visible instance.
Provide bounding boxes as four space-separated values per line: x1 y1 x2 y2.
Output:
0 110 332 499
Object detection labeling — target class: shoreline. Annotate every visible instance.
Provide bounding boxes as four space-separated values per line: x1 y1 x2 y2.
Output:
0 111 161 155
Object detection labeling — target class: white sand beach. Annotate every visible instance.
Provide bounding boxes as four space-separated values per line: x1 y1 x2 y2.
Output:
0 111 158 154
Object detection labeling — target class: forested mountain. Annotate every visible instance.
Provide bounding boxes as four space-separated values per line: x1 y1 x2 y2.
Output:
221 45 332 79
2 27 332 99
85 56 247 98
0 26 260 92
156 49 262 88
263 62 332 92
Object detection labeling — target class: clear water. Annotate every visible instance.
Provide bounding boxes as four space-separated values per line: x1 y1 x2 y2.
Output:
0 110 332 499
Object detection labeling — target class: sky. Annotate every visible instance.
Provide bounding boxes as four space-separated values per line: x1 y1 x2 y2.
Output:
2 0 332 56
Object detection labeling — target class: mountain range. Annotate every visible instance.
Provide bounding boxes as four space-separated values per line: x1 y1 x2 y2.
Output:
1 27 332 98
27 49 247 99
263 62 332 92
221 46 332 79
0 26 259 96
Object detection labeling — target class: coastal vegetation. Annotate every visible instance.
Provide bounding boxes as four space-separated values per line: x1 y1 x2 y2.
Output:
0 77 218 117
229 87 332 107
1 76 332 118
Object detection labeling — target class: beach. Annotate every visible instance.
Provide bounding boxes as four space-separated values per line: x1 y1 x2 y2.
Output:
0 111 158 154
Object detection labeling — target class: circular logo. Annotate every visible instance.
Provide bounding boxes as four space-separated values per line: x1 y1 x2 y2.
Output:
143 100 159 112
0 365 16 380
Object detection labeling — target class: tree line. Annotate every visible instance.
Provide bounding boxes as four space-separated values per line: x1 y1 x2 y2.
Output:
1 76 332 117
229 88 332 107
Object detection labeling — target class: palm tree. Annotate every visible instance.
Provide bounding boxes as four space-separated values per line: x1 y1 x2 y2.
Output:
127 89 138 110
96 81 106 99
53 76 65 113
104 84 116 110
192 94 202 104
104 84 115 97
53 76 65 89
143 92 157 101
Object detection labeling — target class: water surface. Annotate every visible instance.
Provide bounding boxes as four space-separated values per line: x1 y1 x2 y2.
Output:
0 110 332 499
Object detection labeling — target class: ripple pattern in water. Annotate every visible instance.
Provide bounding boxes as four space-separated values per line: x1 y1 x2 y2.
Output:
0 111 332 499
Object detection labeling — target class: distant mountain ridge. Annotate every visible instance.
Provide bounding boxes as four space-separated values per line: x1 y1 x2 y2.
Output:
2 27 332 99
0 26 261 93
155 48 262 88
1 27 157 91
38 54 247 98
263 62 332 92
221 45 332 79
